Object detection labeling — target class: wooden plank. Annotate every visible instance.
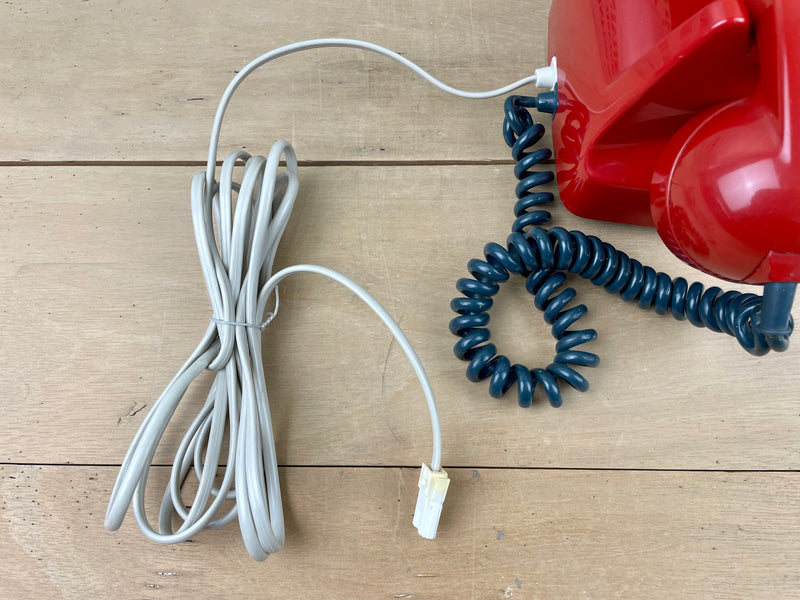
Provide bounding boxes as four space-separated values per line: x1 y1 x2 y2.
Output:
1 465 798 599
0 0 550 162
3 165 799 469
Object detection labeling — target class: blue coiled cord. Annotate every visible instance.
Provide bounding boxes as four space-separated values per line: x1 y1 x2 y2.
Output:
449 95 793 409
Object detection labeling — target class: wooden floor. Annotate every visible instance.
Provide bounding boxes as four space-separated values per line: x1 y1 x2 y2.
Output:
2 1 798 598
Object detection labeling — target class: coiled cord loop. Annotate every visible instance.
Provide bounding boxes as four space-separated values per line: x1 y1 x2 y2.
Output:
451 231 599 409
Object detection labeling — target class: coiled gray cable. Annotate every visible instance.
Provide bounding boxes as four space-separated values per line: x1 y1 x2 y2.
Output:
106 38 542 560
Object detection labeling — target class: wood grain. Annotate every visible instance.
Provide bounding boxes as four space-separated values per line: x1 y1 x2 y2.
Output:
3 2 800 597
1 0 550 163
2 165 799 468
2 465 798 600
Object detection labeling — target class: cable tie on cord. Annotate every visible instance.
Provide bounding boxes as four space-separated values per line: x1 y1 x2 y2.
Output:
210 287 281 330
209 314 275 331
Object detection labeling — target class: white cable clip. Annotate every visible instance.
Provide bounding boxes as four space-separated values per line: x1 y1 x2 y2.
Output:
209 287 281 331
534 56 558 91
413 463 450 539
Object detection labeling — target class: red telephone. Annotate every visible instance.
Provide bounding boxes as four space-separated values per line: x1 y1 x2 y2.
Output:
549 0 800 286
451 0 797 407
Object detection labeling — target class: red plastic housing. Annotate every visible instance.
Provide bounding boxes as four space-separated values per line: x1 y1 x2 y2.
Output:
548 0 800 284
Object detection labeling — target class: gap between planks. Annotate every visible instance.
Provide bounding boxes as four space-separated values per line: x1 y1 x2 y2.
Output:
1 462 798 473
0 159 533 168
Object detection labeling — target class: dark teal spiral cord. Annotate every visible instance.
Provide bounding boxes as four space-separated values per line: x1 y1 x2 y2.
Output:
449 95 793 409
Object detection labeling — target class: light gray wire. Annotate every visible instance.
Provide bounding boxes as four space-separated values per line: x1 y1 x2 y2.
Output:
107 38 537 560
104 138 442 560
205 38 539 192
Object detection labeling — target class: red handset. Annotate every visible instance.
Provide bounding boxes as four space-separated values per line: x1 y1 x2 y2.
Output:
548 0 800 285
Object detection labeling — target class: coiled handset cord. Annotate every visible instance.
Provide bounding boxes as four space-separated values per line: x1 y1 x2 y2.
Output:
449 94 795 408
105 39 548 561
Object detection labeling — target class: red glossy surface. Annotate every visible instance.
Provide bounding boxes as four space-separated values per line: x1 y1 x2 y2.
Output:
549 0 800 284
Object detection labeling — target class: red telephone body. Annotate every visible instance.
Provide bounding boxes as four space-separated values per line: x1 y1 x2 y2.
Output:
548 0 800 285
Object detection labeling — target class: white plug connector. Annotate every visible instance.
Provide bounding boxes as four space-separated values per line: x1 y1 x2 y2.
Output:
534 56 558 90
413 463 450 539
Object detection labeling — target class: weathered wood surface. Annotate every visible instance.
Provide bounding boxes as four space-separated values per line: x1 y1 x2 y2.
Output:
2 466 798 600
1 0 550 163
